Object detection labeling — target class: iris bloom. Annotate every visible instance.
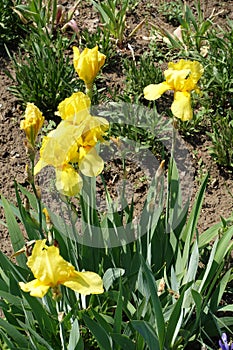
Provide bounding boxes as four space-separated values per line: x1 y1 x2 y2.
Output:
34 93 108 196
20 103 44 146
73 46 106 88
144 59 204 121
219 333 233 350
55 92 91 124
19 240 104 298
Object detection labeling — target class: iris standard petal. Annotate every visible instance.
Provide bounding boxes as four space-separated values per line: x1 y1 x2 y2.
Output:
35 122 85 168
73 46 106 86
27 240 74 286
56 92 91 123
171 91 193 121
164 68 191 91
144 82 171 100
63 271 104 295
79 147 104 177
19 279 50 298
55 164 83 196
167 59 204 91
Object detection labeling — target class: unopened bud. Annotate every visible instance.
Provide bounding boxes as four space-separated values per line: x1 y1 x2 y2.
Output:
24 139 35 161
35 185 41 200
25 164 34 184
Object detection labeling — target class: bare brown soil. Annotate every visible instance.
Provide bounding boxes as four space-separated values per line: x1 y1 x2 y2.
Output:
1 0 233 257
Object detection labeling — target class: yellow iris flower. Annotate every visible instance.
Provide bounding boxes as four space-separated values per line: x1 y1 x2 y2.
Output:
20 103 44 146
144 59 204 121
19 240 104 298
34 94 108 197
55 92 91 124
73 46 106 88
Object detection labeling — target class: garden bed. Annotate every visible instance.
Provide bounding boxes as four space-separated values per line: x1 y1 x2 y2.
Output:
0 0 233 349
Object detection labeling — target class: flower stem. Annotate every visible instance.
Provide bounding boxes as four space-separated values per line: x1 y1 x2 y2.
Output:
56 301 67 350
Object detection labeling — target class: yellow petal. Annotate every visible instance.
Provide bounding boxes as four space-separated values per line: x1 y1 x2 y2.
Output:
56 92 91 123
164 68 191 91
81 116 109 147
19 240 104 297
34 158 48 175
79 147 104 177
63 271 104 295
167 59 204 91
73 46 106 85
171 91 193 121
143 82 170 100
35 121 85 168
19 279 50 298
55 164 83 196
27 240 75 286
20 103 44 145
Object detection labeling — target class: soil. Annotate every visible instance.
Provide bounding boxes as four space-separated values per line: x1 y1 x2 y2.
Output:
1 0 233 257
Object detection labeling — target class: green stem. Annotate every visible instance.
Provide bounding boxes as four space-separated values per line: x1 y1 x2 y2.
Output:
166 118 177 227
31 158 44 238
85 84 93 101
56 301 66 350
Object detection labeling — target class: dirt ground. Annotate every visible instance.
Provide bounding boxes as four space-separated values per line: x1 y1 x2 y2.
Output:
1 0 233 256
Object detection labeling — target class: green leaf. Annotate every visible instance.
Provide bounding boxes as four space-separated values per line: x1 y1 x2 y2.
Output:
1 196 26 266
113 278 122 335
191 289 202 320
141 257 165 349
198 216 233 248
165 281 193 347
83 314 112 350
22 293 56 338
131 320 160 350
17 320 54 350
68 318 81 350
218 305 233 313
111 333 135 350
0 318 29 347
103 268 125 291
181 173 208 244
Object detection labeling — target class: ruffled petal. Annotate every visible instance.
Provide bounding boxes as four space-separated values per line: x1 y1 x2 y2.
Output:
144 82 170 100
35 122 85 168
63 271 104 295
19 279 50 298
79 147 104 177
73 46 106 86
27 240 75 285
55 164 83 196
164 68 190 91
167 59 204 91
56 92 91 123
171 91 193 121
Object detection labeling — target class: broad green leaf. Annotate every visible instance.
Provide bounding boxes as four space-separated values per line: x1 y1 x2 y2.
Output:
111 333 135 350
191 289 202 320
0 318 28 347
17 320 54 350
68 319 81 350
91 310 113 334
103 268 125 291
141 257 165 349
131 320 160 350
181 173 208 244
165 282 192 347
113 278 122 335
218 305 233 313
1 195 26 266
83 314 112 350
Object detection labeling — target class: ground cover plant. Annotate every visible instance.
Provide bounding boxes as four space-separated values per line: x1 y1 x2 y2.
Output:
0 0 233 349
